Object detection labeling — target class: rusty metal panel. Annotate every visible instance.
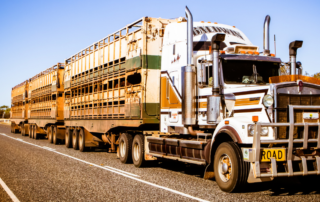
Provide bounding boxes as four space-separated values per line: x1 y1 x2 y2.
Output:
125 97 140 118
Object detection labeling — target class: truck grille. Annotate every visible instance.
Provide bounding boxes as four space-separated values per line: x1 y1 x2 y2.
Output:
277 94 320 139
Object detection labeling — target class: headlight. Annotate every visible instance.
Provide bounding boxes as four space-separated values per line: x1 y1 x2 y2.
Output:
248 125 269 136
261 127 269 136
263 94 273 107
248 125 255 136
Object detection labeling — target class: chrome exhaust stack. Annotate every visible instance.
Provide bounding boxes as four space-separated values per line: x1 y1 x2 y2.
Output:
263 15 271 55
207 34 225 123
289 40 303 75
182 6 196 126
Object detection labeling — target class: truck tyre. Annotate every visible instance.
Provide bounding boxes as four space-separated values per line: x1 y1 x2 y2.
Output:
13 123 18 134
21 124 25 136
132 134 146 168
214 142 248 193
33 125 38 139
11 123 15 133
73 129 79 150
119 133 133 164
53 126 58 145
48 126 53 143
79 128 86 152
65 127 72 148
29 125 33 138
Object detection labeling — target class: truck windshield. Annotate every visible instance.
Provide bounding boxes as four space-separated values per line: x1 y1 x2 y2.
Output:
222 60 280 85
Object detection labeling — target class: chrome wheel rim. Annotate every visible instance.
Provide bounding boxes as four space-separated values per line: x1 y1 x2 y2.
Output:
133 142 140 161
218 154 232 182
120 140 126 157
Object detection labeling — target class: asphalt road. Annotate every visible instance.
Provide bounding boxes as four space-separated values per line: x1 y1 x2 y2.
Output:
0 124 320 202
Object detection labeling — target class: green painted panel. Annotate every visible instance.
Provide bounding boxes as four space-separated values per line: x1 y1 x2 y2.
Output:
120 62 126 69
114 65 119 71
126 56 142 70
142 103 160 124
142 55 161 70
126 55 161 70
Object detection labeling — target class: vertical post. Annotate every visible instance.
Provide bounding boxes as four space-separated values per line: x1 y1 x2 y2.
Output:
289 40 303 75
182 6 196 126
253 123 261 178
274 34 276 57
207 34 225 123
263 15 271 55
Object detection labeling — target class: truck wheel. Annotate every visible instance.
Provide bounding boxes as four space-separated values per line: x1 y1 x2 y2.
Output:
33 125 38 139
21 124 25 136
214 142 248 192
29 125 33 138
119 133 133 164
11 123 15 133
132 134 146 168
73 129 79 150
48 126 53 143
65 127 72 148
79 128 86 152
13 123 18 134
53 126 59 145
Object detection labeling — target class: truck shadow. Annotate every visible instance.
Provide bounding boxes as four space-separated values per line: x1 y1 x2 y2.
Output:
242 178 320 196
149 160 320 196
148 159 206 178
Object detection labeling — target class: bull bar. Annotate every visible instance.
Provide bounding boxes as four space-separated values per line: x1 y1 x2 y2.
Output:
246 105 320 178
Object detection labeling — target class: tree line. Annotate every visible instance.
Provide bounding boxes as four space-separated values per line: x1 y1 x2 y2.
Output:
0 105 10 119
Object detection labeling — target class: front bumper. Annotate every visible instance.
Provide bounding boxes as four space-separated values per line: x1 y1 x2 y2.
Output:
243 105 320 178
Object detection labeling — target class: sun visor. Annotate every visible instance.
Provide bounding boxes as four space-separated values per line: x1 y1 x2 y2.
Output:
220 54 281 63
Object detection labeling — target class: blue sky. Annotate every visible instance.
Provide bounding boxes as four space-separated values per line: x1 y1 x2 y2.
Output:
1 0 319 106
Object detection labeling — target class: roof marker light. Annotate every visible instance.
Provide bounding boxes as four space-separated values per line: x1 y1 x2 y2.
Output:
252 116 259 123
253 51 259 55
214 22 218 24
239 51 246 54
247 51 253 55
220 50 225 54
201 21 204 23
270 53 275 57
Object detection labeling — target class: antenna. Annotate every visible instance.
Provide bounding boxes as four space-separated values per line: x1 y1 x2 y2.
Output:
274 34 276 57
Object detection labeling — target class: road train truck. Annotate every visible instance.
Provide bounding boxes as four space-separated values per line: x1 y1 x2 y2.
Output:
11 7 320 192
11 80 29 134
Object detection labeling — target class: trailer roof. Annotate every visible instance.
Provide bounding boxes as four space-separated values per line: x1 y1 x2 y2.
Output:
65 17 147 62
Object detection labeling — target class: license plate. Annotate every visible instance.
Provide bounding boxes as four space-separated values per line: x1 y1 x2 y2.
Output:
261 148 286 162
303 112 319 120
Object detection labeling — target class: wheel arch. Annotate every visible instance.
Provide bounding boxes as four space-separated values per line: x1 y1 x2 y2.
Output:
204 126 242 179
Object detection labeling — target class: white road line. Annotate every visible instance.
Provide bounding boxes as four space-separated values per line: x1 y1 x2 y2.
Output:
0 133 209 202
104 165 139 177
0 177 20 202
42 146 56 151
